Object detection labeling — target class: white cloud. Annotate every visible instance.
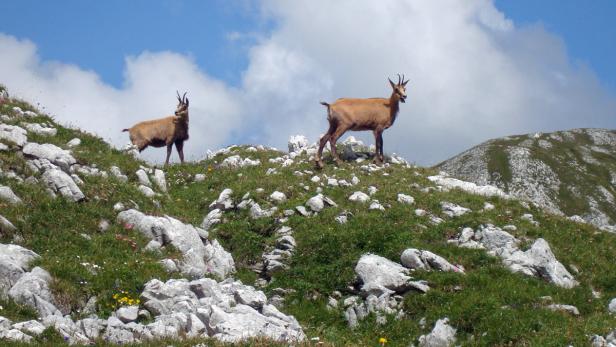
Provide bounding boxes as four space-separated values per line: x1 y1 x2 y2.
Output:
1 0 616 165
0 33 241 163
242 0 616 164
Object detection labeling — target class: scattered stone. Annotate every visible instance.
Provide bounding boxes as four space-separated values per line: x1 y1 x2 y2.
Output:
138 185 156 198
427 173 508 198
110 166 128 183
152 169 167 193
295 206 311 217
202 209 223 231
135 169 152 187
270 191 287 204
355 254 415 296
8 267 62 318
98 219 110 232
117 209 235 279
306 194 325 212
608 298 616 314
0 186 22 205
418 318 457 347
22 122 57 136
220 155 261 168
0 215 17 234
22 143 76 171
12 319 46 336
397 193 415 205
41 169 85 202
349 191 370 203
400 249 464 273
367 186 378 195
210 188 234 211
440 202 471 217
66 138 81 148
369 200 385 211
415 209 427 217
194 173 206 182
0 124 28 147
450 225 577 288
288 135 309 153
482 202 495 211
545 304 579 316
250 203 277 219
116 305 140 323
113 202 126 211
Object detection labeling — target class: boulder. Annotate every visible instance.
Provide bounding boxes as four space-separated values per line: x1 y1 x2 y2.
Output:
22 143 76 172
0 244 40 296
117 209 235 279
22 122 57 136
418 318 457 347
401 249 463 273
152 169 167 193
269 191 287 204
41 168 85 202
116 305 140 323
66 138 81 148
288 135 309 153
110 166 128 183
201 208 223 231
8 267 62 317
209 188 234 210
306 194 325 212
0 186 22 205
12 320 46 336
397 193 415 205
355 254 414 296
135 169 152 187
349 191 370 203
0 124 28 147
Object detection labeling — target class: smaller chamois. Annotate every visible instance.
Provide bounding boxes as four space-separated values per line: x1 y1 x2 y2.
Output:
123 92 189 166
315 74 409 168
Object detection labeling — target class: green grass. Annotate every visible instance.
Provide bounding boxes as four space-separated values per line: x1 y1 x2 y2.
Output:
2 93 616 346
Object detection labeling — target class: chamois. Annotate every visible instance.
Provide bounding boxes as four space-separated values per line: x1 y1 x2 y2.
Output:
122 92 189 166
315 74 409 168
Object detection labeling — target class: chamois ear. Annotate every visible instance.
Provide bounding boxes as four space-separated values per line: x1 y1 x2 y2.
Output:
388 78 396 89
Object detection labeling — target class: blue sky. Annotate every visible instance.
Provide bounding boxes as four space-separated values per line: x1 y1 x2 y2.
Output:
1 1 615 164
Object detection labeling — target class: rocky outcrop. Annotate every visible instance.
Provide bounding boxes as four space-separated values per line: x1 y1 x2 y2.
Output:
117 209 235 279
449 225 577 288
418 318 457 347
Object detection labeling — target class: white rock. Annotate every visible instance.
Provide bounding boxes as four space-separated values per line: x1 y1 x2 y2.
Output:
138 185 156 198
327 178 339 187
22 143 76 171
210 188 234 210
306 194 325 212
0 186 22 205
310 176 320 183
41 169 85 202
250 203 277 219
440 202 471 217
113 202 126 211
483 202 495 211
418 318 457 347
609 298 616 314
135 169 152 187
415 209 427 217
22 122 57 136
401 249 463 273
0 328 33 342
288 135 309 153
8 267 62 318
546 304 579 316
0 124 28 147
351 176 360 185
397 193 415 205
116 305 140 323
0 215 17 233
367 186 378 195
428 174 508 198
152 169 167 193
194 173 206 182
66 138 81 148
369 200 385 211
349 191 370 203
355 254 413 296
118 209 235 279
202 208 223 231
0 244 40 296
110 166 128 183
269 191 287 204
12 320 46 335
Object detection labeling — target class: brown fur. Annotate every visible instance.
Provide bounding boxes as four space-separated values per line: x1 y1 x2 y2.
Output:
315 75 409 168
123 92 189 166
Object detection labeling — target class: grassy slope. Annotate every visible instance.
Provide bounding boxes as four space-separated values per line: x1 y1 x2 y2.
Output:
2 96 616 346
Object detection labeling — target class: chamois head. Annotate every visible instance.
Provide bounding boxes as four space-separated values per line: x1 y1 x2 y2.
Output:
175 91 189 117
388 74 409 103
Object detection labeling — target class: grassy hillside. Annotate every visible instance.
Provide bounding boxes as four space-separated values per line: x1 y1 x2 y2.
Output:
2 91 616 346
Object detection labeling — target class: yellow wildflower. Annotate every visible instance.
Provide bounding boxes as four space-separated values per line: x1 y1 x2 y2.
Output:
379 337 387 346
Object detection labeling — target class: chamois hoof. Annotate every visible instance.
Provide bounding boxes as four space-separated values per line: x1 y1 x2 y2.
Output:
334 159 343 166
315 160 324 170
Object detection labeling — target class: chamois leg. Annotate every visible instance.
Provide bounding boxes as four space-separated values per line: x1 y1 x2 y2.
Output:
175 140 185 164
316 123 335 169
373 130 384 165
329 126 348 166
164 143 173 166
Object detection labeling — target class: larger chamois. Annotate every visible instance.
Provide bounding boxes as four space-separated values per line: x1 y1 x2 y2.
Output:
315 74 409 168
123 92 189 166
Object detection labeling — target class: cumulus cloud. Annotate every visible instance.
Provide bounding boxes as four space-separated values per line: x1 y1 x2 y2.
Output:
243 0 616 164
0 33 241 163
1 0 616 165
